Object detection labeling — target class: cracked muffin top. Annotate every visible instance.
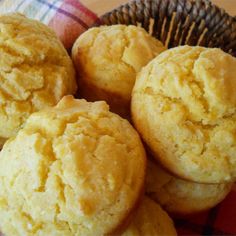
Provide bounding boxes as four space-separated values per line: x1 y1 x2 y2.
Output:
72 25 165 117
0 96 146 236
0 13 77 147
131 46 236 184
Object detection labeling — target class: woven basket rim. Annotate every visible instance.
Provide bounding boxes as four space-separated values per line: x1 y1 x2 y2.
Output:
98 0 236 55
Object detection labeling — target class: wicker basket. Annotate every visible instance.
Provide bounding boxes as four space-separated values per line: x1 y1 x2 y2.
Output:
98 0 236 56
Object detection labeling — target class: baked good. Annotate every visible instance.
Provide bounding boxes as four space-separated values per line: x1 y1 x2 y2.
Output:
0 96 146 236
122 196 177 236
0 13 77 148
146 158 233 215
132 45 236 183
72 25 165 117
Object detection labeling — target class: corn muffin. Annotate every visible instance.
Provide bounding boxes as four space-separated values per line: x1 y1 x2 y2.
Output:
0 96 146 236
72 25 166 117
0 13 77 148
132 45 236 183
146 159 233 215
122 196 177 236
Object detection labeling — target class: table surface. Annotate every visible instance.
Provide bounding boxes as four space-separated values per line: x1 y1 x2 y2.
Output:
80 0 236 16
212 0 236 16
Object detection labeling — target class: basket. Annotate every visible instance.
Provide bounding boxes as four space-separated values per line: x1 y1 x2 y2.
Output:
98 0 236 56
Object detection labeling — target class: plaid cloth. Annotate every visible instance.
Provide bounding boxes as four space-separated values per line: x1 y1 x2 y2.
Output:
0 0 99 49
0 0 236 235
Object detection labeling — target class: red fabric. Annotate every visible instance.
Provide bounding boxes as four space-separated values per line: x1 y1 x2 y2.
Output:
175 188 236 235
48 0 99 50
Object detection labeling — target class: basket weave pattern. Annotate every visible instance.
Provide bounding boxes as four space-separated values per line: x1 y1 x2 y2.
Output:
100 0 236 55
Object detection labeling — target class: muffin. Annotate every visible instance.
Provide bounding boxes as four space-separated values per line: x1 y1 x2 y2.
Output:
132 45 236 184
72 25 166 117
146 158 233 215
0 13 77 148
0 96 146 236
122 196 177 236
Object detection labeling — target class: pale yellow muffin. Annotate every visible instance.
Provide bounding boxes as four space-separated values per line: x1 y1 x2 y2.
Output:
146 159 233 215
72 25 166 117
0 96 146 236
122 196 177 236
132 45 236 183
0 13 77 147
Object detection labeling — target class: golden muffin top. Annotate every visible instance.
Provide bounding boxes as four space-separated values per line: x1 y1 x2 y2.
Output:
0 13 76 146
72 24 165 100
0 96 146 236
132 45 236 183
122 197 177 236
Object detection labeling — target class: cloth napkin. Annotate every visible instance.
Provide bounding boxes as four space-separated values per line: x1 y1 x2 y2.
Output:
0 1 235 235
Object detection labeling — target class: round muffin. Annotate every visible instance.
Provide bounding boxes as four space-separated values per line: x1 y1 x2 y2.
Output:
72 25 166 117
0 13 77 148
122 196 177 236
0 96 146 236
132 45 236 183
146 158 233 215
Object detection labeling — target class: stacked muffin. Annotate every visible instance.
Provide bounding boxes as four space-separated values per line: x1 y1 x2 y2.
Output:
132 46 236 214
72 25 166 118
146 158 233 215
0 13 77 148
0 12 235 236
